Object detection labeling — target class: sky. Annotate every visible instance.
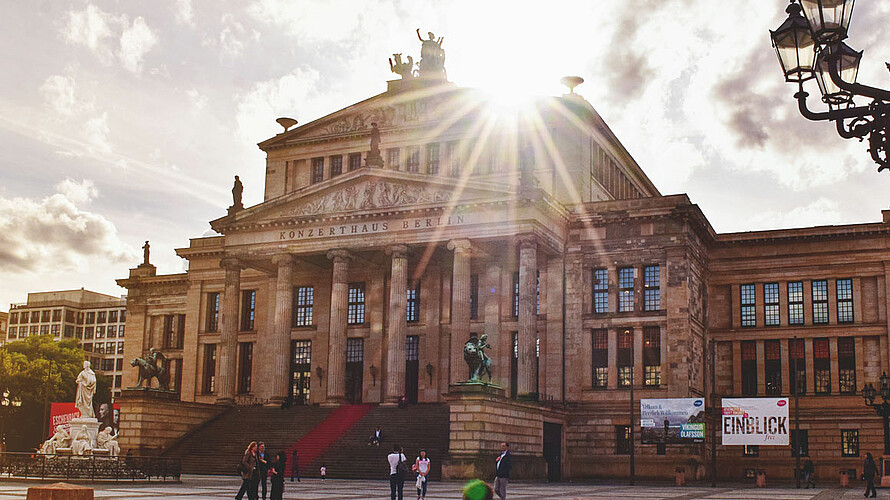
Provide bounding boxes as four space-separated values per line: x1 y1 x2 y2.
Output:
1 0 889 309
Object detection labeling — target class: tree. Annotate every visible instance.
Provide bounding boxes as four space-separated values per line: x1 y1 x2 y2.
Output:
0 336 110 451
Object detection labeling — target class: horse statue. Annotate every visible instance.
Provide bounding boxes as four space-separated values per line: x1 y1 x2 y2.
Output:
131 347 171 390
463 333 492 382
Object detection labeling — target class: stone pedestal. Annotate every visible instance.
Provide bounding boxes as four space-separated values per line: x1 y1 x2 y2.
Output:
68 418 100 449
27 483 93 500
118 388 222 456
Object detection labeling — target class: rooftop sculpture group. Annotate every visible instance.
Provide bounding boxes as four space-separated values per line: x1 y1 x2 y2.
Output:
389 29 446 81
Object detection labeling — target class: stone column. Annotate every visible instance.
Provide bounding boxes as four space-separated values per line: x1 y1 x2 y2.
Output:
448 239 472 385
384 245 409 404
217 258 242 404
517 234 537 398
270 254 294 405
325 250 352 405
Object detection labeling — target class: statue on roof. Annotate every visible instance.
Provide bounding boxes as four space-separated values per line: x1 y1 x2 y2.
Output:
366 122 384 167
389 53 415 79
417 29 446 80
142 241 150 266
229 175 244 215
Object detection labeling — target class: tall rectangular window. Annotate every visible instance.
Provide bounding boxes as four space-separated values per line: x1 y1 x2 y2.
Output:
765 339 781 395
512 272 520 318
592 329 608 388
293 286 314 327
42 310 51 322
109 310 118 323
406 335 419 361
593 268 609 314
202 344 217 394
387 148 400 169
427 143 440 174
839 337 857 394
741 340 757 395
841 429 860 457
788 281 804 325
330 155 343 177
764 283 780 326
97 311 107 323
643 326 661 386
407 147 420 173
740 284 756 327
643 265 660 311
240 290 256 331
237 342 253 394
407 281 421 323
348 152 362 171
52 309 62 322
790 338 806 395
469 274 479 320
164 314 185 349
618 267 634 312
347 283 365 325
616 425 632 454
448 141 460 177
791 429 809 457
346 337 364 362
814 337 830 393
812 280 829 324
311 157 324 184
618 328 633 387
837 278 853 324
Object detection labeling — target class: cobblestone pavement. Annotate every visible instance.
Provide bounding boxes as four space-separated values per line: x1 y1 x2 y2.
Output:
0 475 887 499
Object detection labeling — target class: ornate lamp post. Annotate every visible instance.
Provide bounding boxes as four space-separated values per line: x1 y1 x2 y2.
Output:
770 0 890 172
862 372 890 486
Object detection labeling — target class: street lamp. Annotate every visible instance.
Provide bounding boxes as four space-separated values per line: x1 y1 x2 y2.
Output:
862 373 890 455
1 390 23 452
770 0 890 172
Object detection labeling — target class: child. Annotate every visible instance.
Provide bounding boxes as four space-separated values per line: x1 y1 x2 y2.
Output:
320 464 326 481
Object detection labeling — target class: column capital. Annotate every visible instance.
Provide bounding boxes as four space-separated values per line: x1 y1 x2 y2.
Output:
517 233 537 249
220 257 242 271
271 253 294 266
326 249 354 263
385 244 409 259
447 239 472 254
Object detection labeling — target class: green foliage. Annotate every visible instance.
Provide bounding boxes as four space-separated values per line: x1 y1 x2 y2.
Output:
0 335 110 451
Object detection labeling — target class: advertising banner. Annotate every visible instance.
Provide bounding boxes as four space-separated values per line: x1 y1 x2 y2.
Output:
48 403 79 435
721 398 789 446
640 398 706 444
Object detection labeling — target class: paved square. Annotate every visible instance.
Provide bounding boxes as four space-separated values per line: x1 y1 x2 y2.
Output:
0 476 885 499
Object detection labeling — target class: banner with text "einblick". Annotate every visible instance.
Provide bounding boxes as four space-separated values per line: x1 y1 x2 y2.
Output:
721 398 790 446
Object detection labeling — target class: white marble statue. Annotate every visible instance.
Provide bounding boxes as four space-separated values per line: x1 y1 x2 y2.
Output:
75 360 96 419
39 425 71 455
97 427 120 457
71 425 92 456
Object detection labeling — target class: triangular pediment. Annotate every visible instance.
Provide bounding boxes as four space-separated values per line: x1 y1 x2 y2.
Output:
212 169 516 232
258 83 476 149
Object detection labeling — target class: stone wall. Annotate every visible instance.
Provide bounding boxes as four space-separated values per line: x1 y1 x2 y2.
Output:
117 389 223 456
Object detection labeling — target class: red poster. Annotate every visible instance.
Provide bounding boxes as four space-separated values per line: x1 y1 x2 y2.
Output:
49 402 79 434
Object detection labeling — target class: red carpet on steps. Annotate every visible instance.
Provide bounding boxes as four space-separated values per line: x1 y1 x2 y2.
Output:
283 404 373 475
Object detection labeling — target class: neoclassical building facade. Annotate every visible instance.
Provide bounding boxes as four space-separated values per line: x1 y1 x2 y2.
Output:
118 68 890 480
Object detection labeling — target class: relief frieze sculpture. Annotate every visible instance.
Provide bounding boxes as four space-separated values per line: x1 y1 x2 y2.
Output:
320 99 439 135
285 180 453 216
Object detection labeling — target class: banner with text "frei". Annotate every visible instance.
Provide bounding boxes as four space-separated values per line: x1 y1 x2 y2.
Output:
721 397 789 446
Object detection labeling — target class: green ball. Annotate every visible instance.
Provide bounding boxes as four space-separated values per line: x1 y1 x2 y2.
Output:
463 479 492 500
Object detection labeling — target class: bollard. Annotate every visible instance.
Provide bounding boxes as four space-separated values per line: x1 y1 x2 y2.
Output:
840 469 849 487
27 482 93 500
674 467 686 486
755 470 767 487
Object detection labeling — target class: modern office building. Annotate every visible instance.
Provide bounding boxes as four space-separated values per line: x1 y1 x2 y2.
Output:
6 289 127 398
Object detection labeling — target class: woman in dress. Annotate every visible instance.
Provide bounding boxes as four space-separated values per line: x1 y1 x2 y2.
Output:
270 451 286 500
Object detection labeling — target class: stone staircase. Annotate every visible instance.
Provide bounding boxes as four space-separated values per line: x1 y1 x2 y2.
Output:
163 403 451 480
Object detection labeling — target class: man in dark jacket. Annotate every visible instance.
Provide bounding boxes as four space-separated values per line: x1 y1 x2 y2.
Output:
255 442 269 500
494 442 512 500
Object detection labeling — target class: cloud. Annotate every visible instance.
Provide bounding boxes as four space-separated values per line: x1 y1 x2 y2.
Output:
39 75 85 117
186 88 208 111
60 4 158 74
174 0 195 26
745 198 845 231
203 14 259 58
0 179 137 274
83 112 111 154
234 65 322 142
119 17 158 73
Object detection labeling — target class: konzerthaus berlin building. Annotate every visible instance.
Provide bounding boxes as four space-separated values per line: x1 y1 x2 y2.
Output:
117 48 890 481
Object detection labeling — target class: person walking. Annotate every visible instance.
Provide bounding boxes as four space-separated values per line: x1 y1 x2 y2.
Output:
320 464 326 481
387 444 407 500
269 451 286 500
802 459 815 488
290 449 300 482
255 442 269 500
864 453 878 498
414 449 431 500
494 442 512 500
236 441 258 500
